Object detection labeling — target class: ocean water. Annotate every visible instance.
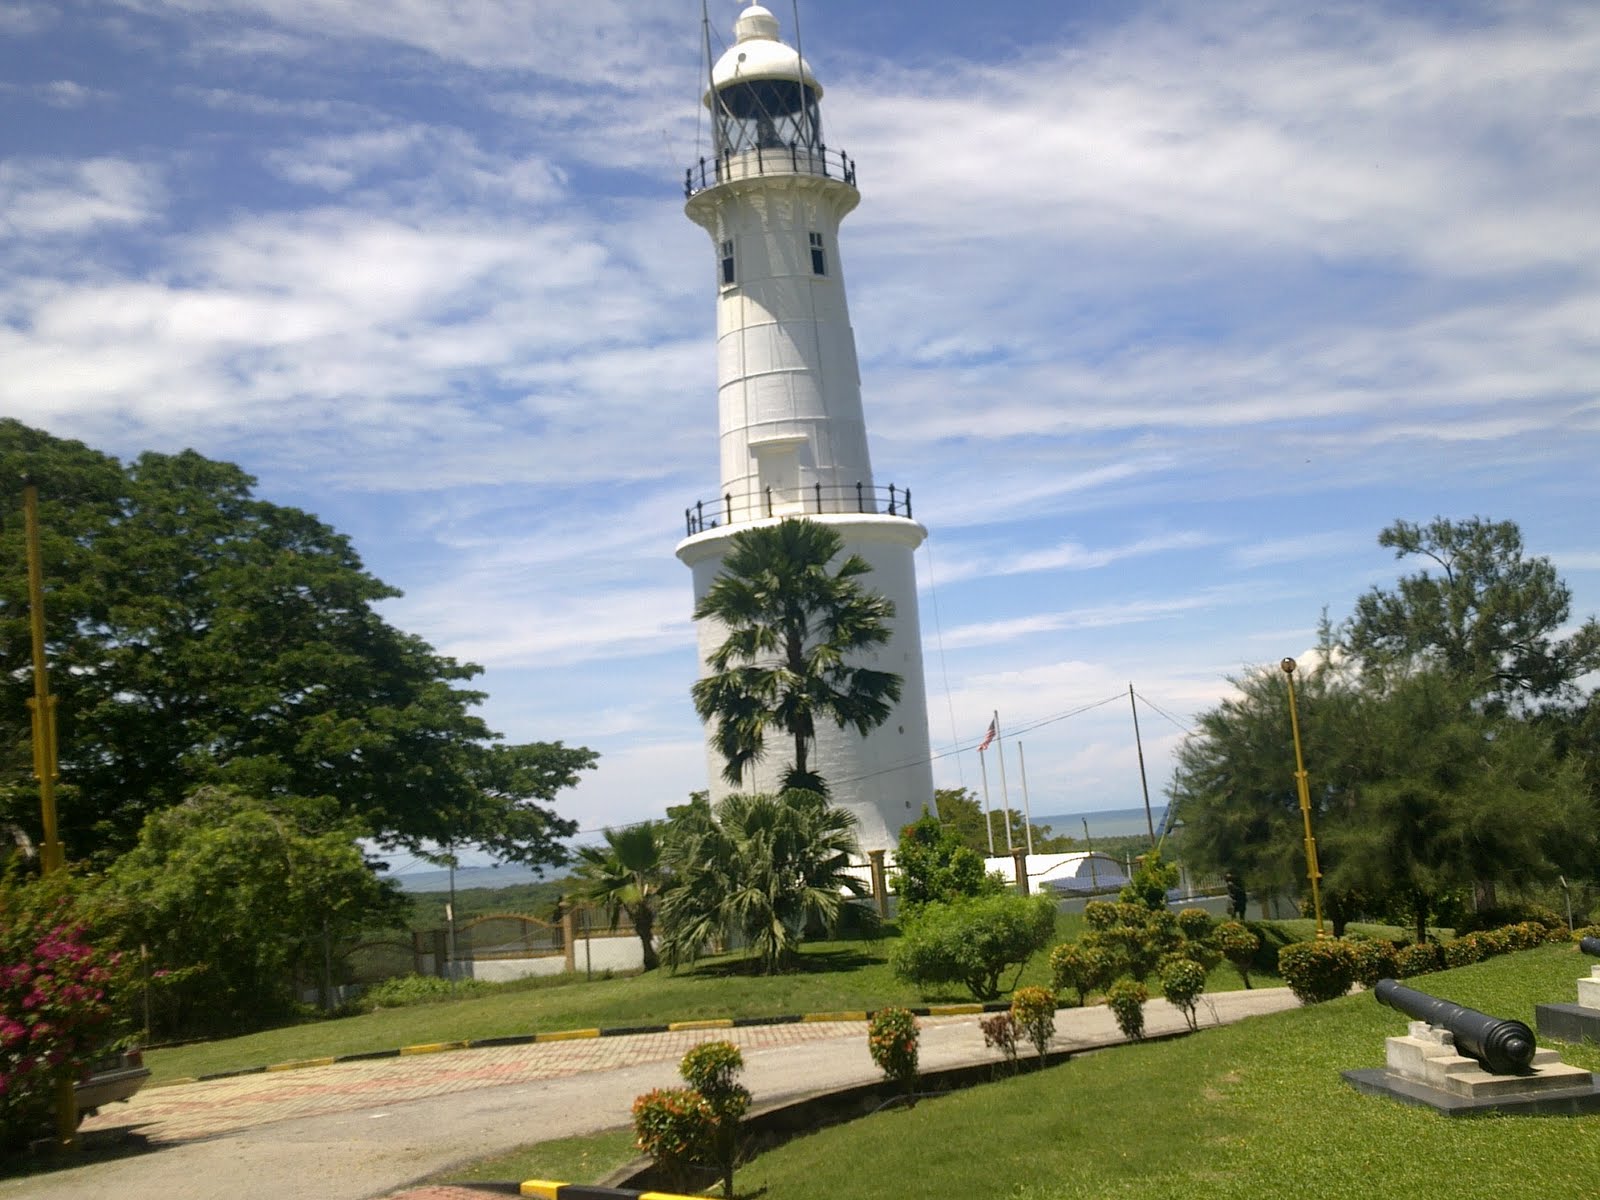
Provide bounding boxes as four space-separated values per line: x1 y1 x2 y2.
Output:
388 804 1170 893
1030 805 1169 841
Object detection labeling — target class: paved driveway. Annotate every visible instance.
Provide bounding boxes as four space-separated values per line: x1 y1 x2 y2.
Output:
2 989 1299 1200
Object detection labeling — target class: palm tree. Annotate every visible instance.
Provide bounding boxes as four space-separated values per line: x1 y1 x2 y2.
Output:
691 518 902 794
659 789 863 974
573 822 664 971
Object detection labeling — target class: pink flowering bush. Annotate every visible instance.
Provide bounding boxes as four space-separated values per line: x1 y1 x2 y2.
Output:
1 874 122 1150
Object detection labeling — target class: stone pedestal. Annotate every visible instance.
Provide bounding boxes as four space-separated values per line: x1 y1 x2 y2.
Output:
1535 963 1600 1045
1343 1021 1600 1116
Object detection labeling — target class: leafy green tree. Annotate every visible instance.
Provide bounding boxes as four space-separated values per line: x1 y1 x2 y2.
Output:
1320 670 1593 944
889 892 1057 1001
1169 650 1365 926
659 789 863 973
1347 517 1600 709
691 518 900 794
93 786 409 1037
932 787 1075 855
0 421 594 863
890 814 997 908
574 822 665 971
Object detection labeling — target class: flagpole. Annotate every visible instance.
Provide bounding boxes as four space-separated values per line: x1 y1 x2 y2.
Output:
978 748 995 856
994 710 1014 854
1017 741 1035 856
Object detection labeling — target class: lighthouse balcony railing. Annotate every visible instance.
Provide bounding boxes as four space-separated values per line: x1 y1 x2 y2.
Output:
684 145 857 198
684 482 914 537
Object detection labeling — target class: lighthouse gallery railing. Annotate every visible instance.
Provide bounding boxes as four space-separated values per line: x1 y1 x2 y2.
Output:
684 145 857 198
684 482 914 537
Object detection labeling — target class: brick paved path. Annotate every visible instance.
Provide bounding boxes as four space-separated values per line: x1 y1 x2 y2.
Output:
80 1017 973 1145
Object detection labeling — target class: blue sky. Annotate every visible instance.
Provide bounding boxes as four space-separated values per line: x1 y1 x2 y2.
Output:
4 1 1597 867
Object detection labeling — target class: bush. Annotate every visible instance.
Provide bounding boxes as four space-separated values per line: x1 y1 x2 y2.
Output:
890 894 1057 1001
1504 922 1548 952
1474 927 1512 956
1455 902 1566 935
679 1040 749 1198
890 816 999 909
1573 924 1600 944
1395 941 1444 978
1119 849 1179 910
1106 979 1149 1041
979 1012 1019 1074
1277 939 1358 1004
1176 908 1214 943
362 974 491 1008
1216 921 1261 989
867 1008 920 1094
1010 986 1057 1066
1159 956 1208 1031
632 1087 715 1187
1345 938 1400 988
1049 941 1114 1006
1443 936 1485 968
1 874 122 1152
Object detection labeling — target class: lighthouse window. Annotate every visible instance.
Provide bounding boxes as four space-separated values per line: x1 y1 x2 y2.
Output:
720 239 736 286
809 231 827 276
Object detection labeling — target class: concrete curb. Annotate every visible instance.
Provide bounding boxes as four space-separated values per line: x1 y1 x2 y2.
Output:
153 1001 1024 1087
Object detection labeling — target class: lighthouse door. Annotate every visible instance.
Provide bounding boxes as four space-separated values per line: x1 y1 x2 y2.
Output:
749 433 809 518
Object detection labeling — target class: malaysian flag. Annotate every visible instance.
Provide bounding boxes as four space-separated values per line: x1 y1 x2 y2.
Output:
977 716 997 753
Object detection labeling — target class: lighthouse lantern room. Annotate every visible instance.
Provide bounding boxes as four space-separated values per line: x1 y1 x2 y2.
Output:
676 3 935 854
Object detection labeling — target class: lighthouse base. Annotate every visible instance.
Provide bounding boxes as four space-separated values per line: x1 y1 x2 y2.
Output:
677 513 935 854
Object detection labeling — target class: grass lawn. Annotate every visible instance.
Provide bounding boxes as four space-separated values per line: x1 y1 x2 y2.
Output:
734 944 1600 1200
147 911 1275 1083
437 1127 639 1187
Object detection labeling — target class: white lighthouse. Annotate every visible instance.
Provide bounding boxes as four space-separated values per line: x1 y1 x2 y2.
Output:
675 3 934 853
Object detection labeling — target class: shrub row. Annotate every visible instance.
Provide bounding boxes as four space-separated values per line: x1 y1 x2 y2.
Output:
1277 919 1573 1004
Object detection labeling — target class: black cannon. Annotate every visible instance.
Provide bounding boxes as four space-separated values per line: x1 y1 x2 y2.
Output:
1374 978 1536 1075
1579 935 1600 958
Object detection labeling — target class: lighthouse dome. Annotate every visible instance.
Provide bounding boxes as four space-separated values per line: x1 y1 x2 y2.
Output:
706 4 821 105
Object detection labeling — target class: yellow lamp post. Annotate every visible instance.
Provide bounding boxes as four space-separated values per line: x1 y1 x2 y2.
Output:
1281 657 1327 939
21 476 79 1146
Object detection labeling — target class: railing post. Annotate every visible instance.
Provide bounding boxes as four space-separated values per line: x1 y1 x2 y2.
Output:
821 143 829 177
699 157 708 189
855 480 863 511
756 143 763 174
685 507 692 536
814 482 822 513
888 484 897 516
724 493 733 525
696 499 705 532
791 140 798 171
684 168 692 198
905 488 912 519
765 486 773 517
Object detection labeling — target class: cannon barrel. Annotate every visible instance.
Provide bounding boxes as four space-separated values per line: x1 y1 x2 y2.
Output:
1374 978 1535 1074
1579 935 1600 958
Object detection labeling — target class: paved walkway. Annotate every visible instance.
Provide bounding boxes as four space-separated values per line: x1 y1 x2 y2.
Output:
4 989 1300 1200
76 1017 971 1145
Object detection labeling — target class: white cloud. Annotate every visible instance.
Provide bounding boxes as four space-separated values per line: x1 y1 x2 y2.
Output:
0 158 164 237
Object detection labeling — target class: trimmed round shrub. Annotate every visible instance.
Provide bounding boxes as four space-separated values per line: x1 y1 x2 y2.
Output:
1278 938 1358 1004
1216 921 1261 989
632 1087 714 1179
1159 955 1208 1031
1395 941 1444 978
1083 900 1120 931
1049 941 1114 1006
1176 908 1215 943
1010 986 1057 1064
891 893 1058 1001
1106 979 1149 1041
1345 938 1400 989
867 1008 920 1092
